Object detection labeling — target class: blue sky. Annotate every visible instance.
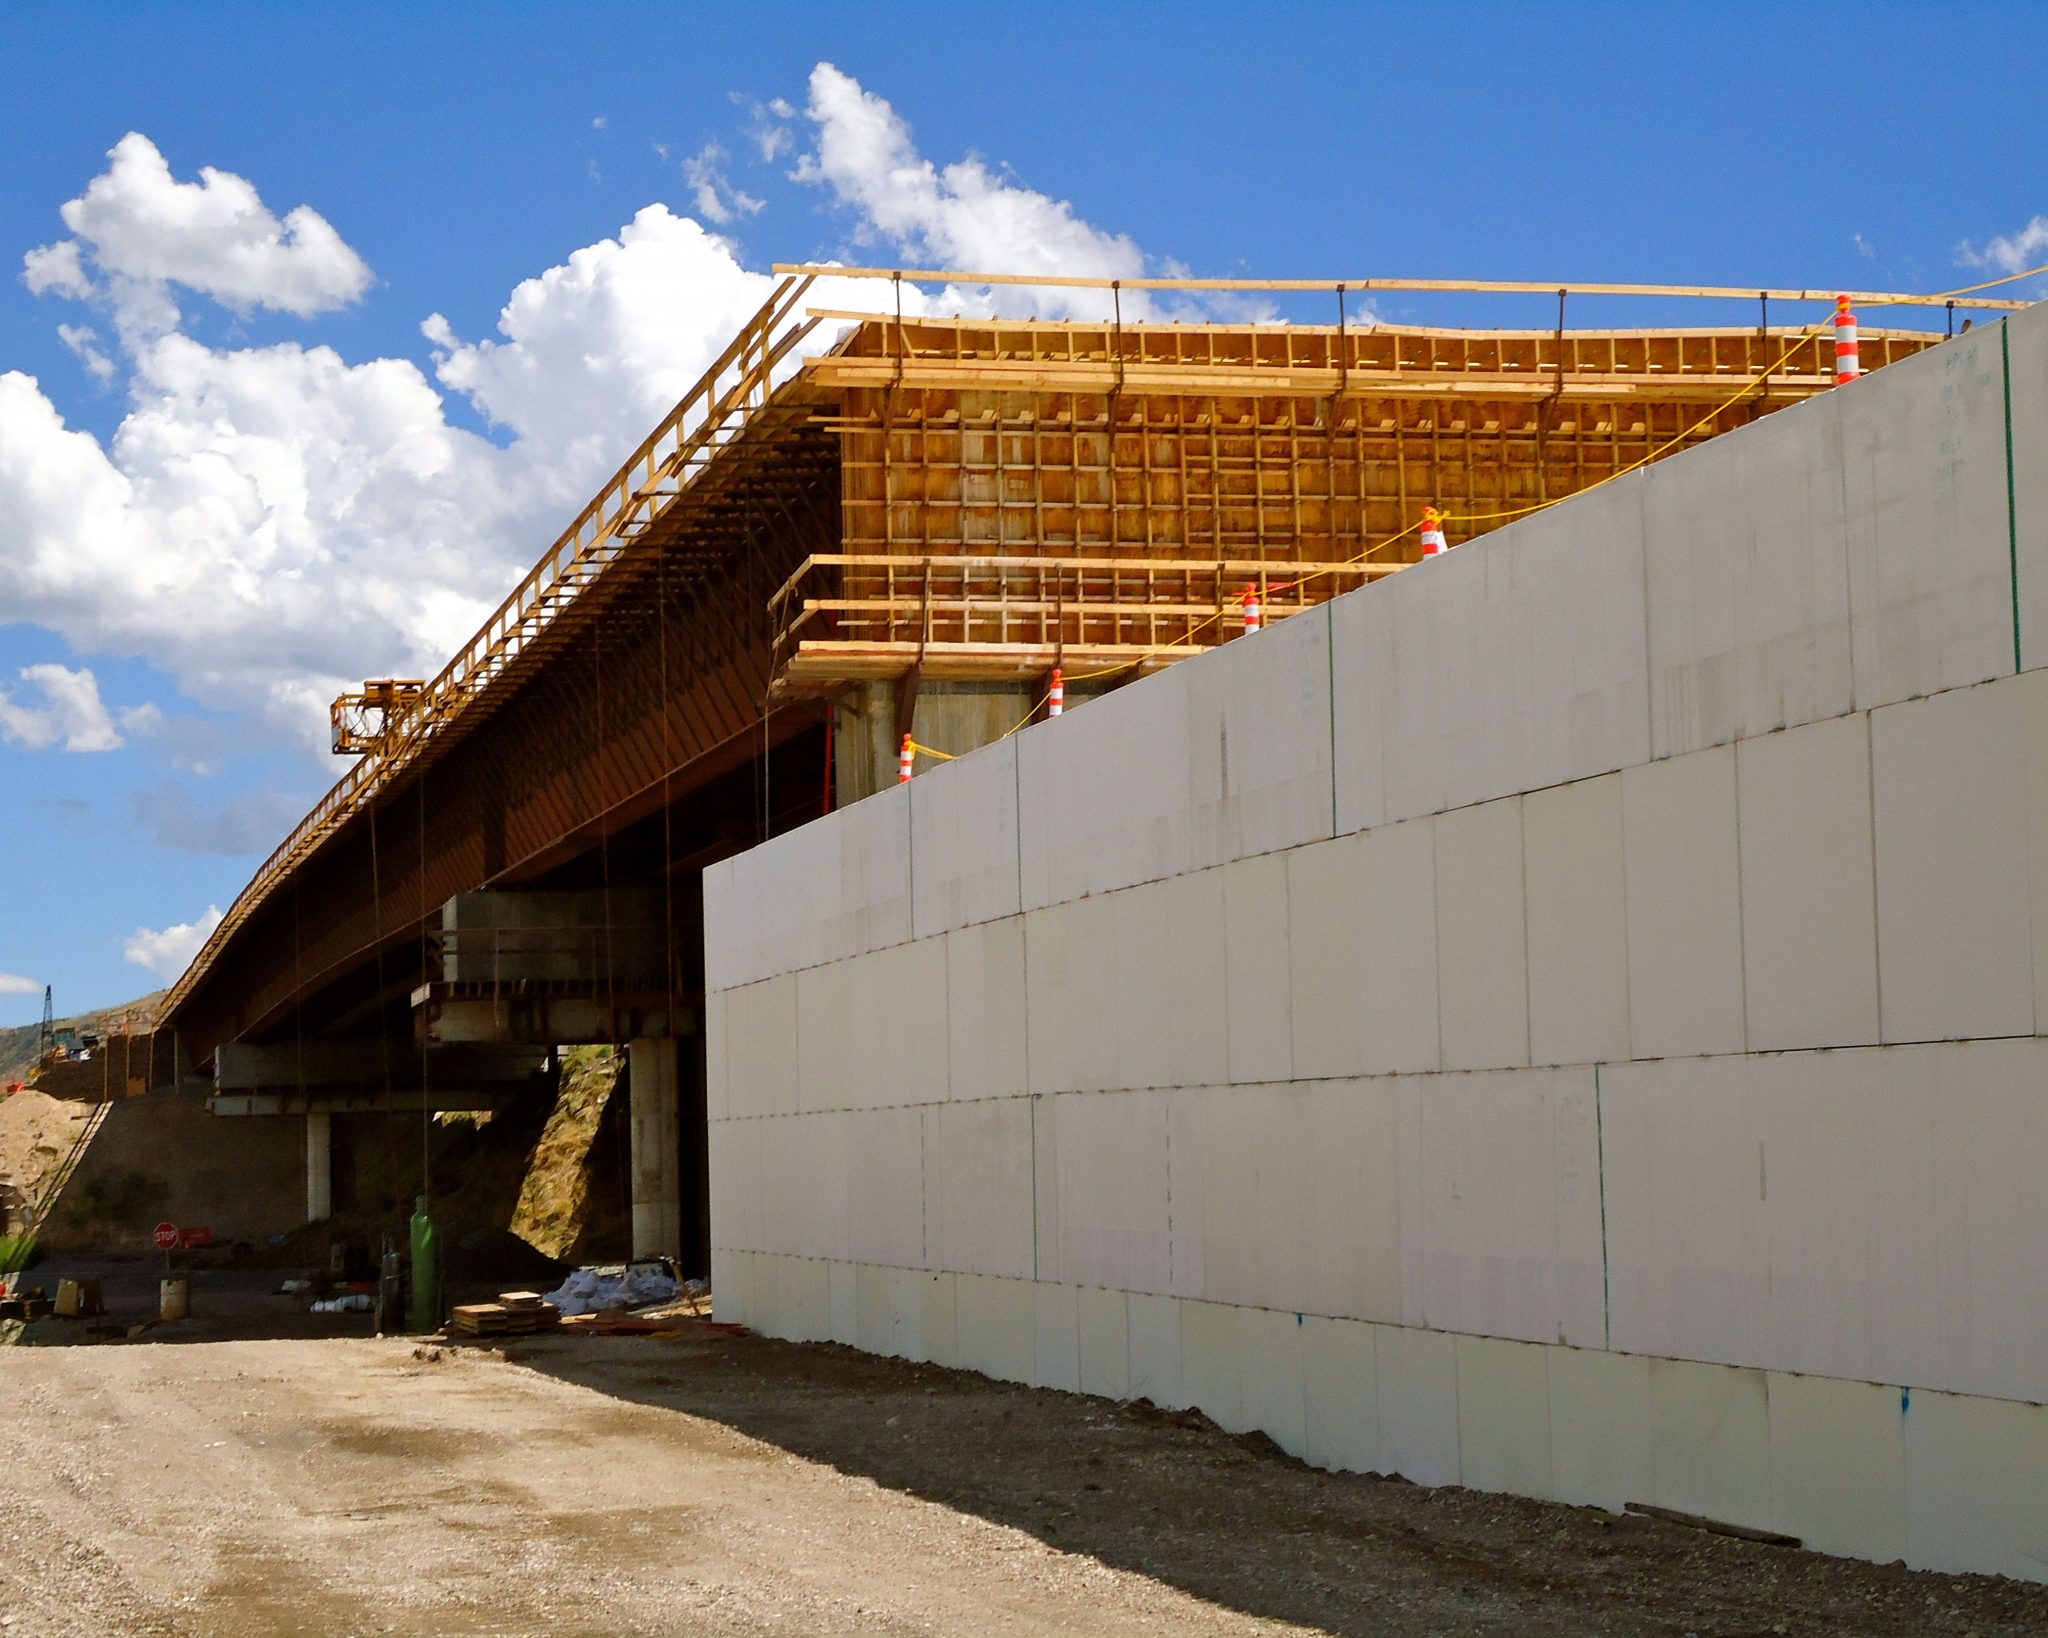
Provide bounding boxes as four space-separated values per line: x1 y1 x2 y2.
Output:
2 1 2044 1026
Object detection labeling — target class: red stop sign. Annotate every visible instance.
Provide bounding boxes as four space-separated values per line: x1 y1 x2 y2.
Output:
152 1222 179 1251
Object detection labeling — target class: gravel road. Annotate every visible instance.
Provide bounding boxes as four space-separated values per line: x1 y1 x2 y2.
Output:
1 1327 2044 1636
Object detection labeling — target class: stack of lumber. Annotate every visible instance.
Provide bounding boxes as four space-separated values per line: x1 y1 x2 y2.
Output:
447 1291 561 1338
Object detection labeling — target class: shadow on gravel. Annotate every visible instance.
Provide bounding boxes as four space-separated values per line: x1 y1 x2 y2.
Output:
503 1325 2048 1638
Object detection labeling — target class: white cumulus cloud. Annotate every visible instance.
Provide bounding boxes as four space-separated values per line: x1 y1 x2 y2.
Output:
1960 214 2048 278
0 973 40 997
0 664 126 752
793 62 1150 319
123 904 224 978
3 72 1162 758
24 133 373 333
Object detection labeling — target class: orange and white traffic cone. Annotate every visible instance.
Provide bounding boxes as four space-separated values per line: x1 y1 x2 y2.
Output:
898 732 914 784
1420 505 1448 557
1834 295 1861 385
1241 585 1263 634
1048 666 1064 718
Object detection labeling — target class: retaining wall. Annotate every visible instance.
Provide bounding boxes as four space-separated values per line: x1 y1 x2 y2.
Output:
706 302 2048 1581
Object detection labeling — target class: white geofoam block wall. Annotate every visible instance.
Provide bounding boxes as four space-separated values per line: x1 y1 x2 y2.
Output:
706 307 2048 1583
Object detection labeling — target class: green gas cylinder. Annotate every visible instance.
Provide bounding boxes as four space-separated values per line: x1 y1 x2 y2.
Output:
409 1197 442 1335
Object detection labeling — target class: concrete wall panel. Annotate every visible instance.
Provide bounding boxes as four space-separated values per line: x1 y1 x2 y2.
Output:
1328 580 1391 836
1127 1292 1186 1409
1871 677 2033 1042
1022 895 1119 1096
944 919 1027 1103
1903 1385 2048 1579
1077 1285 1131 1401
1546 1346 1652 1511
954 1274 1036 1386
911 736 1021 940
1303 1315 1380 1475
2008 304 2048 672
843 1107 923 1270
1376 476 1651 822
1373 1324 1461 1487
1287 822 1438 1081
1410 1068 1603 1348
1223 853 1293 1084
705 782 912 990
1033 1282 1081 1392
1454 1335 1553 1500
1433 799 1530 1072
1240 1307 1309 1459
722 973 800 1118
1620 746 1746 1059
1115 871 1229 1092
1840 322 2015 712
1768 1371 1907 1563
1180 1299 1244 1432
1523 775 1630 1066
926 1097 1035 1280
1737 714 1879 1051
1644 391 1854 758
1648 1357 1772 1532
1305 1080 1404 1324
1037 1090 1172 1294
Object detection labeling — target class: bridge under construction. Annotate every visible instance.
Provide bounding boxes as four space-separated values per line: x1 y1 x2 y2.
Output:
153 267 2012 1275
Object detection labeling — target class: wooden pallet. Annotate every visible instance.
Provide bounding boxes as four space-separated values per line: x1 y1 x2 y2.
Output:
448 1297 562 1338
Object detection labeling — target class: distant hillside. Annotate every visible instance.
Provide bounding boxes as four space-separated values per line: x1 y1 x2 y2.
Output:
0 993 163 1086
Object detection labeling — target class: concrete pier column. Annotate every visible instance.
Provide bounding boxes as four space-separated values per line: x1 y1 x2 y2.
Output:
628 1038 682 1262
305 1111 332 1223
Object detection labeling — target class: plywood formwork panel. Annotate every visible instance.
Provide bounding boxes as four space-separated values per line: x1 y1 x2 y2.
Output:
1523 775 1630 1067
1033 1089 1172 1294
1870 674 2035 1044
1643 389 1855 759
1305 1079 1405 1324
926 1096 1035 1281
703 988 730 1122
1736 714 1880 1052
1620 745 1747 1060
1433 799 1531 1073
910 736 1022 940
1840 321 2015 712
1286 822 1439 1081
944 919 1028 1102
921 1267 961 1368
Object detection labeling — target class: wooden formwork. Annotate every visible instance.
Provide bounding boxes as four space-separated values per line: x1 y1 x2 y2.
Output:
768 314 1940 695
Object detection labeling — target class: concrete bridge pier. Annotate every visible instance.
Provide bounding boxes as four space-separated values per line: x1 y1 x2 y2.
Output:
305 1111 332 1223
628 1037 681 1263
